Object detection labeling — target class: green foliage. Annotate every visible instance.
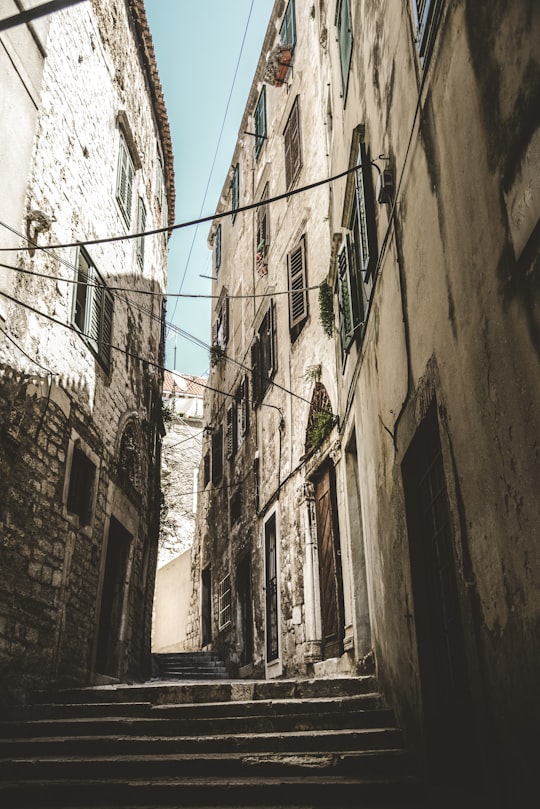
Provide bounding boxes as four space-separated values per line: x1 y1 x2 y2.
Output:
318 281 334 338
308 410 335 451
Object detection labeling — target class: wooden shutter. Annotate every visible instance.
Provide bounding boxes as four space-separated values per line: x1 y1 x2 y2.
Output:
226 403 237 459
240 376 249 436
284 97 302 189
251 338 260 408
215 224 222 271
136 198 146 266
337 238 355 352
222 296 229 346
116 135 134 223
101 289 114 369
255 86 267 158
338 0 353 93
288 237 308 328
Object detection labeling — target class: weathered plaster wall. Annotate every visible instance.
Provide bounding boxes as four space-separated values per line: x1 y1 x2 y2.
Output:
152 549 192 653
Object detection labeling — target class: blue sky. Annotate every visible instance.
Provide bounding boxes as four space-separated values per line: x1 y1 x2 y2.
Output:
145 1 275 377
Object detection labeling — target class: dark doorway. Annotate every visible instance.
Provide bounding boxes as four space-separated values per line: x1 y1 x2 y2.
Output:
95 517 131 677
237 556 254 667
313 464 345 659
265 514 279 662
201 566 212 647
402 401 475 785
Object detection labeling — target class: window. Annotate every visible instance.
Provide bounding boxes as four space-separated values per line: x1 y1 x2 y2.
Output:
218 573 232 630
67 445 96 526
251 303 276 407
256 184 270 276
254 86 267 159
136 197 146 268
73 248 113 370
211 426 223 484
287 235 308 336
284 96 302 190
236 376 249 448
337 0 353 98
336 140 376 361
280 0 296 48
215 224 222 273
116 132 135 225
213 292 229 349
411 0 443 64
203 452 211 487
230 489 242 526
231 163 239 222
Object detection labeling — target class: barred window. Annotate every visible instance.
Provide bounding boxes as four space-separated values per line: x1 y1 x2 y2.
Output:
218 573 232 630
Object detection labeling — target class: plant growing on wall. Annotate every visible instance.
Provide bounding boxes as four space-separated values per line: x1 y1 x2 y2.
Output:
209 343 226 367
307 409 335 452
318 280 334 338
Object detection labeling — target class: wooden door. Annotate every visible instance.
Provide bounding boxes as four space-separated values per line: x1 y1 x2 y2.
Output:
265 515 279 662
402 402 475 784
95 517 131 676
314 466 344 659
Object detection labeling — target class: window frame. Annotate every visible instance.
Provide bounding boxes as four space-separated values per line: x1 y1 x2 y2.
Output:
254 86 267 160
256 184 270 276
72 247 113 371
283 96 302 190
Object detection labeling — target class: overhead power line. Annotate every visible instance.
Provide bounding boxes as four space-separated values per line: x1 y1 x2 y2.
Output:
0 164 361 253
0 0 87 32
0 258 322 300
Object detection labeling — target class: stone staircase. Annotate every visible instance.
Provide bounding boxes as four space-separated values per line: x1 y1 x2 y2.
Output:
152 651 229 680
0 676 426 808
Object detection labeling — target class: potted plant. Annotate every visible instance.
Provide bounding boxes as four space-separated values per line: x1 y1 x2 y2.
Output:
265 45 292 87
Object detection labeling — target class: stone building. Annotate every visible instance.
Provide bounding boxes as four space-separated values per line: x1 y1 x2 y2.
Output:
0 0 174 693
192 0 539 802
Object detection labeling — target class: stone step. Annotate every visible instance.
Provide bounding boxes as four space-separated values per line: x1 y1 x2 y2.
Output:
0 707 396 738
0 774 423 808
28 676 378 705
5 692 383 721
0 727 404 756
0 748 413 780
1 675 424 807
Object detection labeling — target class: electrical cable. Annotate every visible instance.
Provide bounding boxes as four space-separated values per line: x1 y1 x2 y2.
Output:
0 0 87 32
0 163 361 252
0 258 322 300
0 288 330 419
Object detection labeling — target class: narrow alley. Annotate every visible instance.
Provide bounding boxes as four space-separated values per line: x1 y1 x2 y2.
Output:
1 2 539 808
